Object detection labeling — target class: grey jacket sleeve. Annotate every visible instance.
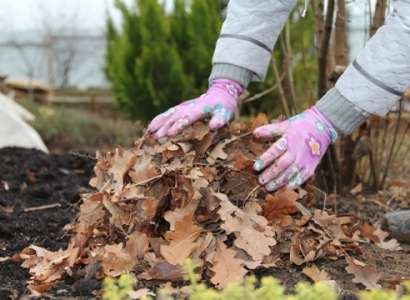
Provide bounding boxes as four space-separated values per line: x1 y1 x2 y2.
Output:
211 0 298 82
335 0 410 116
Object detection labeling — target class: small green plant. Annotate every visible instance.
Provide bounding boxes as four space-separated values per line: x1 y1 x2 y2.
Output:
177 259 337 300
102 273 136 300
101 261 410 300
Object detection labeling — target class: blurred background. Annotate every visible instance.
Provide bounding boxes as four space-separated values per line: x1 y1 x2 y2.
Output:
1 0 408 193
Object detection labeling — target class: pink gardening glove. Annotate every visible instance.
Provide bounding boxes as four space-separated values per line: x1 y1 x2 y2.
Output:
253 107 338 191
148 79 243 139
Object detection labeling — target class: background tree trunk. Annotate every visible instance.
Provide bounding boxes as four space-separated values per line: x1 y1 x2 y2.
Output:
334 0 356 192
314 0 340 193
370 0 387 37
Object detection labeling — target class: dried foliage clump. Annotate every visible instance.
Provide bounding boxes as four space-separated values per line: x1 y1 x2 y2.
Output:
19 118 400 292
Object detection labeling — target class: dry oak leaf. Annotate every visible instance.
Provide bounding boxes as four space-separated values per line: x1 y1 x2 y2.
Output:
164 198 200 231
99 231 148 277
263 189 299 223
139 261 185 281
100 244 136 277
21 245 79 283
303 265 331 282
72 193 105 248
216 193 276 262
345 258 382 290
186 168 209 191
89 153 110 190
103 198 133 227
360 223 401 251
231 151 253 171
290 236 317 266
250 113 269 129
313 210 352 240
108 148 138 190
373 228 401 251
179 121 210 141
129 155 160 185
210 241 248 289
207 137 237 163
160 213 203 265
28 282 56 297
125 231 149 259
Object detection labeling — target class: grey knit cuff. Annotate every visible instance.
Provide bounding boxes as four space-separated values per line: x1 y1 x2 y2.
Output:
316 88 369 135
209 63 253 88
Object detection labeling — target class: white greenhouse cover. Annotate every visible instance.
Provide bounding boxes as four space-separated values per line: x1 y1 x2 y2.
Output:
0 93 48 152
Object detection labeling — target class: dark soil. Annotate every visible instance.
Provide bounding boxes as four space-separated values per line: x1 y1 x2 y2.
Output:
0 147 94 299
1 147 410 299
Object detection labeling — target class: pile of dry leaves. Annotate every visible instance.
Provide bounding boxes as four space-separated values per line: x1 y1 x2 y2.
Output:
18 117 401 294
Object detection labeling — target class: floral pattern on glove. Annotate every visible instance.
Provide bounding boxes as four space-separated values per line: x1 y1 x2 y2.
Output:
253 106 337 192
148 79 242 139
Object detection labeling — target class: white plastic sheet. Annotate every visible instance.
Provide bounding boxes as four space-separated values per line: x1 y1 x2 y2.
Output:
0 92 35 121
0 93 48 152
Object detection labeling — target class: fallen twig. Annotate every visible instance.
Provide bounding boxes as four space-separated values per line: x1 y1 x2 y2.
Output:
24 203 62 213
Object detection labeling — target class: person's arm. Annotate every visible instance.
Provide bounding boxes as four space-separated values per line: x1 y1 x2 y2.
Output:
209 0 298 88
149 0 298 139
317 0 410 135
253 0 410 191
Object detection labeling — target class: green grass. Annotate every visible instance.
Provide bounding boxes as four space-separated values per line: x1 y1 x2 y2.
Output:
20 99 143 151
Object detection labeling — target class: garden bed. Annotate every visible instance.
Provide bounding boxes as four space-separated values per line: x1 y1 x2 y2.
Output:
1 140 410 299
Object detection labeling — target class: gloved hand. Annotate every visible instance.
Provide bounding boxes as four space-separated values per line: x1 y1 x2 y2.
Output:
253 107 338 191
148 79 243 139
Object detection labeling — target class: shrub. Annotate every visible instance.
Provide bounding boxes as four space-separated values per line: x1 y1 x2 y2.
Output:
101 260 410 300
105 0 221 122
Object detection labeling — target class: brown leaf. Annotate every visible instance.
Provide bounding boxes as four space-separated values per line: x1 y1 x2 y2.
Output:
290 236 317 266
345 258 382 289
187 168 209 190
250 113 269 129
109 148 137 190
231 152 253 171
103 198 132 227
180 121 210 141
303 265 331 282
160 213 203 265
372 228 401 251
360 223 380 243
125 231 149 259
263 190 299 223
216 193 276 262
207 137 237 163
129 155 160 185
139 261 185 281
99 245 134 277
73 193 106 248
210 241 247 289
164 198 199 231
360 223 401 251
28 282 55 296
20 245 79 283
313 210 352 240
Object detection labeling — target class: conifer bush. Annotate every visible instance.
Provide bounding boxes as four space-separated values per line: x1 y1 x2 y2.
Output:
105 0 221 121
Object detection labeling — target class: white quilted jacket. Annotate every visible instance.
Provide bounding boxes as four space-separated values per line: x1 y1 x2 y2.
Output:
212 0 410 116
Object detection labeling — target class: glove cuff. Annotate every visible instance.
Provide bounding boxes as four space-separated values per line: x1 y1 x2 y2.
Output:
209 63 253 89
315 88 369 135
